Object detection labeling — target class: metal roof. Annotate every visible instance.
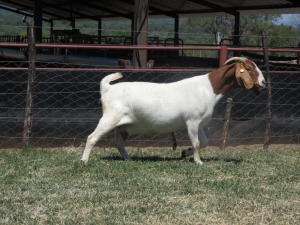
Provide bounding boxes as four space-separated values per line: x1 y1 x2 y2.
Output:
0 0 299 22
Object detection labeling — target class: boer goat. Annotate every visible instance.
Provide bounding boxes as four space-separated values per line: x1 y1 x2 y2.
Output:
81 57 265 164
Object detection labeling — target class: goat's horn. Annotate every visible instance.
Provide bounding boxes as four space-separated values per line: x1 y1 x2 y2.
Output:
224 57 247 65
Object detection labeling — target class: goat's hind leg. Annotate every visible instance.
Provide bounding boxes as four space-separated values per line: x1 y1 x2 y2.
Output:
81 116 118 164
114 129 131 160
198 127 208 148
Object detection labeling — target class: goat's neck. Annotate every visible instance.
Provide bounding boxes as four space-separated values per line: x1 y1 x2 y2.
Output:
208 63 239 96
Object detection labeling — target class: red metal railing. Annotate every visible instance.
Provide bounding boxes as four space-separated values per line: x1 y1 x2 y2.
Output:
1 42 300 68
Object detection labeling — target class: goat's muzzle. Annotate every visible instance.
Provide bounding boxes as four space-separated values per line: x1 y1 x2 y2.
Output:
252 81 266 95
260 80 267 88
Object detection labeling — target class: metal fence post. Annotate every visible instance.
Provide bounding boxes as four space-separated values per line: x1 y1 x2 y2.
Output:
220 98 233 150
23 19 36 148
262 34 272 150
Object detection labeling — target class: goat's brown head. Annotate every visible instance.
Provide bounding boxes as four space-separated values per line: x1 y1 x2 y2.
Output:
224 57 266 95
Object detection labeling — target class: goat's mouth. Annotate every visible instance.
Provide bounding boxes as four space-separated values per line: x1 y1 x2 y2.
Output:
252 84 262 95
252 81 266 95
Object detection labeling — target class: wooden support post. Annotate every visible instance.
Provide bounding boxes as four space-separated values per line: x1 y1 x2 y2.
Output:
233 12 240 46
133 0 148 68
98 19 102 44
33 0 43 43
262 34 272 150
23 19 36 149
220 98 233 150
174 15 179 56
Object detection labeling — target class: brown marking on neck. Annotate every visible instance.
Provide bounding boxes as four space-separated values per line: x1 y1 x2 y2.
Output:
208 63 240 95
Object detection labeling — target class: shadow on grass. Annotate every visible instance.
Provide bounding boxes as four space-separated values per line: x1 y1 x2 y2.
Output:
100 155 244 164
101 155 181 162
202 157 244 164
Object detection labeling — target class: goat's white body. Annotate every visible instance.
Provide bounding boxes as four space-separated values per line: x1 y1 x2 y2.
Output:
102 74 220 136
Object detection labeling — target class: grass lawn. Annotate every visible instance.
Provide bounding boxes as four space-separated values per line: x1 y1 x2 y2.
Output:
0 145 299 225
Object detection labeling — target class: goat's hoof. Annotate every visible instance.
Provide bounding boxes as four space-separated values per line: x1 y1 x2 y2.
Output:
80 159 88 165
194 159 203 165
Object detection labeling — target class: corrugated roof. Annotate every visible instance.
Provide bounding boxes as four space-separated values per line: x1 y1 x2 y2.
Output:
0 0 299 22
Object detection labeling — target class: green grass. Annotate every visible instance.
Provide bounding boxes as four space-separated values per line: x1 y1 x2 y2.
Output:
0 146 299 225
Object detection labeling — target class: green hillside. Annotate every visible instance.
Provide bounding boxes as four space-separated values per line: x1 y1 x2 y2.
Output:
0 8 299 48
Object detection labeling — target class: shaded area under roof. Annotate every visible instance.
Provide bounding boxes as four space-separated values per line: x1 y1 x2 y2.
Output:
0 0 299 22
1 0 300 68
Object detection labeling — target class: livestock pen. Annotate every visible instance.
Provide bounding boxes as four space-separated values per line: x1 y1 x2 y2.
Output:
0 42 299 150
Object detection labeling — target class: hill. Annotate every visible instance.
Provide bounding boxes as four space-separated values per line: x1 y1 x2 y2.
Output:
0 8 299 48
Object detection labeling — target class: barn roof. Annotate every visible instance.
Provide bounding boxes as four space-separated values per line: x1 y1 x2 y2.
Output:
0 0 299 22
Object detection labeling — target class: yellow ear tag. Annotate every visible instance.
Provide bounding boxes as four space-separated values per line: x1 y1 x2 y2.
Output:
240 68 244 73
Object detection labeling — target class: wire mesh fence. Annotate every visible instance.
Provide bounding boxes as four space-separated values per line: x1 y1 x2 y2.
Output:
0 63 299 149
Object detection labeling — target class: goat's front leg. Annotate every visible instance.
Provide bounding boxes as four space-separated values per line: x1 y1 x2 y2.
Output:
186 123 203 165
182 127 207 164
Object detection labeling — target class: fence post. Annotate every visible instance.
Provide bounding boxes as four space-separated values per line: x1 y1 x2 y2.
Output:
262 34 272 150
219 45 228 66
220 98 233 150
23 19 36 148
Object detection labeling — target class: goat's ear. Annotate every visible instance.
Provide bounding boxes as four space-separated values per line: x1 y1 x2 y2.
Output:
235 63 254 89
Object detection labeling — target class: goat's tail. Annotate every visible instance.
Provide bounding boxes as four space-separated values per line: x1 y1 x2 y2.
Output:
100 72 123 93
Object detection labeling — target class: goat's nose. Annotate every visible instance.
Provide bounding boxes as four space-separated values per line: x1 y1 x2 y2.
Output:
261 80 266 88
